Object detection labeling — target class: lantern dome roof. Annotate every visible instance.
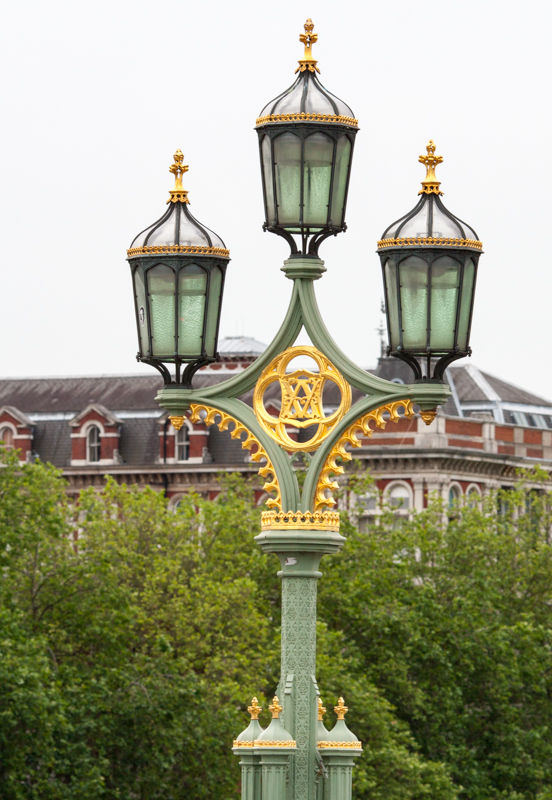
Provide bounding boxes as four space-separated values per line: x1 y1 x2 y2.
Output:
378 141 482 253
127 151 229 259
256 20 357 129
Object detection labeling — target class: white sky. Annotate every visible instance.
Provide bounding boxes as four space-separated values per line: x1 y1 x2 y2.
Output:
3 0 552 400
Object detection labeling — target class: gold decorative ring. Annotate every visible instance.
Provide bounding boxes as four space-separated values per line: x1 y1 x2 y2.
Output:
253 346 351 453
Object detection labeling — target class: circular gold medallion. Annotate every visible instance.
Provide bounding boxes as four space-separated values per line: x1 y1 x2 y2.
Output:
253 346 351 452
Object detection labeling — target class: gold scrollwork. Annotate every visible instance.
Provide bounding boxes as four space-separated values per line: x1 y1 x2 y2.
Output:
189 404 281 510
261 509 340 531
314 399 416 512
253 346 351 454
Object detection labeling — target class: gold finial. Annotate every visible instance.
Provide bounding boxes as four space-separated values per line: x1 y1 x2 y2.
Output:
418 140 443 195
168 149 190 204
420 408 437 426
248 697 262 720
269 696 283 718
334 697 348 720
296 18 320 74
317 697 326 721
169 415 186 431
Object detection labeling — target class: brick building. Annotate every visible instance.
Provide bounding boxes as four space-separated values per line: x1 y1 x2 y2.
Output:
1 337 551 515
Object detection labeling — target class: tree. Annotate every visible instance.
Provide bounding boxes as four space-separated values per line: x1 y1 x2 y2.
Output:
2 445 552 800
318 473 552 800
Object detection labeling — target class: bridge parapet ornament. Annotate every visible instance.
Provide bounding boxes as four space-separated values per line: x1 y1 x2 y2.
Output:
253 346 352 453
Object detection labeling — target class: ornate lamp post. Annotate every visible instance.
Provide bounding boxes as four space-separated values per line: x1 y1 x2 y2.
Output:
126 20 482 800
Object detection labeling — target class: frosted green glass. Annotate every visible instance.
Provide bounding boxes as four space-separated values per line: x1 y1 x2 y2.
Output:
457 259 475 350
178 265 207 356
384 260 400 349
262 135 276 225
303 133 333 227
399 256 428 349
203 267 222 356
274 133 301 225
329 135 351 226
430 256 460 350
133 267 149 354
148 264 176 357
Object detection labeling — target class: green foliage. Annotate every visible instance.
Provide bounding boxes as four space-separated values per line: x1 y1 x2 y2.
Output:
318 475 552 799
2 445 552 799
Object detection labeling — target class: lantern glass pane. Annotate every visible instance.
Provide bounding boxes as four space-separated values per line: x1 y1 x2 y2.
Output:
384 259 400 349
274 133 302 226
203 266 222 356
262 135 276 225
457 258 475 350
329 135 351 227
303 132 333 227
430 256 461 350
148 264 176 356
178 265 207 356
133 266 149 355
399 256 428 349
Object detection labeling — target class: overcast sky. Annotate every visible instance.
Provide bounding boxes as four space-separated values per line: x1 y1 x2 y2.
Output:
3 0 551 401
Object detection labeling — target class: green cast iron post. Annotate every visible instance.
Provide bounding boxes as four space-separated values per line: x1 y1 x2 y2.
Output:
157 258 450 800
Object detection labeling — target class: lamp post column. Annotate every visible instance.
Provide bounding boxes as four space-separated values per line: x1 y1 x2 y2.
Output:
255 529 346 800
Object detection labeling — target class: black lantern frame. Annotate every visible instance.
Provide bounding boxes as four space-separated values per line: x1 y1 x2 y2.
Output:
379 246 480 382
128 254 228 387
256 121 358 257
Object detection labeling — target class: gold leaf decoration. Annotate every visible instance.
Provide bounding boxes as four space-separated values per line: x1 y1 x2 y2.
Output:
189 404 281 510
314 399 415 512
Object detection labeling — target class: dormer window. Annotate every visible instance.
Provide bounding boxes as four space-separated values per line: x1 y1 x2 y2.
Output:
176 426 190 462
87 425 101 463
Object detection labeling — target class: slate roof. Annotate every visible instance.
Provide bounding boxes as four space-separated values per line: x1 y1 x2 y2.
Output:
218 336 267 357
4 350 552 471
0 375 163 415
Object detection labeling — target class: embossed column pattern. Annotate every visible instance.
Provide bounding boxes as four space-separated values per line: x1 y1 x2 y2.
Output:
279 553 322 800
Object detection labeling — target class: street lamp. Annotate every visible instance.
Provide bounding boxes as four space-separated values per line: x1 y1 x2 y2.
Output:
378 140 482 381
127 150 230 387
256 18 358 257
126 20 482 800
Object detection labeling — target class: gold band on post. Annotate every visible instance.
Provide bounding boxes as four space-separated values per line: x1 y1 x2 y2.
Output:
261 509 340 531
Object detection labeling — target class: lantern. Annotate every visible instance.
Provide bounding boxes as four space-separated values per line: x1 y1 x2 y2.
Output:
127 151 229 386
256 19 358 257
378 141 482 381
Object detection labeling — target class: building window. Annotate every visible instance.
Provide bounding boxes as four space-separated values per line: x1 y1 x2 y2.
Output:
466 486 481 509
0 426 14 448
87 425 101 463
386 483 412 525
358 491 379 532
176 426 189 462
448 485 462 509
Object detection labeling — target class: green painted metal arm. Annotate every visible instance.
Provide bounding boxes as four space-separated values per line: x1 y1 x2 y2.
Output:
195 282 303 400
296 279 451 407
156 258 452 515
302 392 429 511
156 391 301 511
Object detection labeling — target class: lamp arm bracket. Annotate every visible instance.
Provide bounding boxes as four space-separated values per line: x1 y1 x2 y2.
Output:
301 391 442 512
297 280 451 402
191 282 304 400
157 393 301 511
